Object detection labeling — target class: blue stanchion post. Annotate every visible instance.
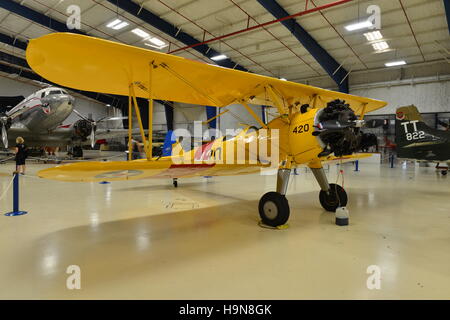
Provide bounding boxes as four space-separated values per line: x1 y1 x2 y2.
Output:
5 173 28 216
354 160 359 172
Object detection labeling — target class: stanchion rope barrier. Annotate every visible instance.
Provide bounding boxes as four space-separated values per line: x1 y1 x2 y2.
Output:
0 175 15 202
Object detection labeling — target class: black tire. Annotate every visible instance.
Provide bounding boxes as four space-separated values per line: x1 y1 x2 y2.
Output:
73 146 83 158
258 192 290 227
442 170 448 176
173 179 178 188
319 183 348 212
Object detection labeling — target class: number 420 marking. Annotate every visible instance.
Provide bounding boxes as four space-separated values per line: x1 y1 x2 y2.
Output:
292 124 310 134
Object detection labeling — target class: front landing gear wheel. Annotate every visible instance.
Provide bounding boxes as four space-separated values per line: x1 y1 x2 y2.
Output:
319 183 347 212
173 179 178 188
258 192 290 227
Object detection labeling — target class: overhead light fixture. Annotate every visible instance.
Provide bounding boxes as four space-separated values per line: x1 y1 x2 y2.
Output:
364 31 383 41
385 60 406 67
105 104 111 107
131 28 150 39
106 19 129 30
112 21 129 30
144 42 168 50
147 37 166 47
372 41 389 52
280 78 287 81
210 54 227 61
144 37 168 50
345 20 373 31
106 19 121 28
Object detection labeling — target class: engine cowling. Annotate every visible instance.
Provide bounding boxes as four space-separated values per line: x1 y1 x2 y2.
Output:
73 119 93 140
314 99 376 157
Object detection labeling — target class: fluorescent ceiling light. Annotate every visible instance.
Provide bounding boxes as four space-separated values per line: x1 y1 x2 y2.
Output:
210 54 227 61
144 42 168 50
147 37 166 47
372 41 389 51
364 31 383 41
106 19 129 30
280 78 287 81
345 20 373 31
131 28 150 39
112 21 129 30
385 60 406 67
106 19 121 28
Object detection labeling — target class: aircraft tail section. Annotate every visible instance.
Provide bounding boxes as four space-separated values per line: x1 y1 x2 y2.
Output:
395 105 449 160
161 130 177 157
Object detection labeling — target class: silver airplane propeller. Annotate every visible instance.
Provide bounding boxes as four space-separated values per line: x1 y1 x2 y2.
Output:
1 125 8 148
0 114 10 148
73 109 127 148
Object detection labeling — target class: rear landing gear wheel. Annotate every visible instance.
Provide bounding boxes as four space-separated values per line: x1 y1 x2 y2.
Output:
73 146 83 158
319 183 347 212
258 192 290 227
173 179 178 188
442 170 448 176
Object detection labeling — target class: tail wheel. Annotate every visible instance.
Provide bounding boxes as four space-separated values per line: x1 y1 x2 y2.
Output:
258 192 290 227
442 170 448 176
319 183 348 212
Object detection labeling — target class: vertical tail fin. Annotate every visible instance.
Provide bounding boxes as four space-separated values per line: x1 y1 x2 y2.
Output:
161 130 176 156
395 105 424 149
395 105 448 160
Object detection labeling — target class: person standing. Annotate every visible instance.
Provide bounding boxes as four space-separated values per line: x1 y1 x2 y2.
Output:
15 137 28 174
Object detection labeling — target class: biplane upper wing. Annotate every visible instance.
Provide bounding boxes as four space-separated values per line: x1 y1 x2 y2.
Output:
26 33 386 115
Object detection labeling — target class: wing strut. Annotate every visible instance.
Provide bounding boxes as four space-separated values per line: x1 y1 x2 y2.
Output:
128 92 133 161
265 85 289 121
241 100 268 129
148 61 155 158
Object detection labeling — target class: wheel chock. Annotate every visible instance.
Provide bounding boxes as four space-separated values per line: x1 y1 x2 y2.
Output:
258 221 289 230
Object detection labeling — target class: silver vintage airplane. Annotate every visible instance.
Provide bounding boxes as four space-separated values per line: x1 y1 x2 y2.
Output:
0 86 132 156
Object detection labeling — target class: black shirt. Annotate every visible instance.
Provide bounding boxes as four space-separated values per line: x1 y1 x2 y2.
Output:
15 143 27 160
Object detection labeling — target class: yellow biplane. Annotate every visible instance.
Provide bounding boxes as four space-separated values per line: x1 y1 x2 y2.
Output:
26 33 387 227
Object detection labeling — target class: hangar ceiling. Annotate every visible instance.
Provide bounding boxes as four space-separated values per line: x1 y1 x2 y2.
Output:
0 0 448 94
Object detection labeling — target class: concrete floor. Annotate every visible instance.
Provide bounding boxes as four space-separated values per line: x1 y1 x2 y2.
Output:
0 159 449 299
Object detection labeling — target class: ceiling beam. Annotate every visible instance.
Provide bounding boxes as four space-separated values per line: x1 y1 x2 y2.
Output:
0 0 83 34
0 30 125 108
104 0 249 72
444 0 450 35
256 0 350 93
0 1 129 108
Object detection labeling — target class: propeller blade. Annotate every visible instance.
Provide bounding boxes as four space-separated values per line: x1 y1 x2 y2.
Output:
97 116 128 123
318 120 355 130
2 125 8 148
90 127 96 148
73 109 90 121
365 119 386 129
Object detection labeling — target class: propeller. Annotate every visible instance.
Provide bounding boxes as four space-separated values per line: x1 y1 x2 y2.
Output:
73 109 128 148
1 124 8 148
316 119 364 131
0 113 11 148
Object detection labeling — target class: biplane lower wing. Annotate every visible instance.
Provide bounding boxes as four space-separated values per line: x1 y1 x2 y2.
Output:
37 153 371 182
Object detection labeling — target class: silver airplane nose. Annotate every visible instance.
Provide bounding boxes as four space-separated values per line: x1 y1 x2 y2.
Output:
41 94 75 115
